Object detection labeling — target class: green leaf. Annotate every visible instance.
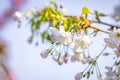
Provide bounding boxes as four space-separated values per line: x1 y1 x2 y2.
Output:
41 31 46 39
47 35 52 42
99 13 107 17
36 20 41 29
94 11 98 16
52 19 58 27
30 18 35 28
81 7 92 15
50 1 57 9
63 17 72 31
94 11 106 17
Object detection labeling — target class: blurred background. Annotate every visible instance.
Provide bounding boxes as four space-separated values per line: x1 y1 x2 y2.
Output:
0 0 120 80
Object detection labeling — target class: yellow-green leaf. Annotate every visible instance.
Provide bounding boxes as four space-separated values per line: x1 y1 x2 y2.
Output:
81 7 92 15
50 1 57 9
99 13 107 17
41 31 46 39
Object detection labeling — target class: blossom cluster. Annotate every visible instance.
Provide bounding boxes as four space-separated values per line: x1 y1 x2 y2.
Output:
104 28 120 57
40 25 92 64
14 1 120 80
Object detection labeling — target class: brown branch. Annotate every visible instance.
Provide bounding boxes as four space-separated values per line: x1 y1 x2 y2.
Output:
1 63 10 80
95 21 120 28
64 15 120 28
89 26 110 34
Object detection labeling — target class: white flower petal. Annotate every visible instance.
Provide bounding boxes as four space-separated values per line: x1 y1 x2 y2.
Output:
59 26 65 32
69 42 75 49
49 27 73 45
104 38 117 48
74 46 82 53
109 28 120 44
73 35 92 52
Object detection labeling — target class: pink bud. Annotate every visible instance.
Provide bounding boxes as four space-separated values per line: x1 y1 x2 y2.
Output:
63 57 68 63
13 11 22 20
74 72 83 80
117 47 120 53
40 50 50 58
81 58 88 64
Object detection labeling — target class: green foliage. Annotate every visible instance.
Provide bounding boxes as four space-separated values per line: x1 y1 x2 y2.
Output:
50 1 57 9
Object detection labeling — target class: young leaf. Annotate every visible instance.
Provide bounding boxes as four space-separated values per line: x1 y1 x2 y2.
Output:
82 7 92 15
41 31 46 40
35 20 41 29
99 13 107 17
50 1 57 9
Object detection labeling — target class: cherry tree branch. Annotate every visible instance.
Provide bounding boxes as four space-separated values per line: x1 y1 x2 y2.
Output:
95 21 120 28
89 26 110 34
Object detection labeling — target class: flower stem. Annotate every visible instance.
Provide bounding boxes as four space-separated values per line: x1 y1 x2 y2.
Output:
95 45 107 61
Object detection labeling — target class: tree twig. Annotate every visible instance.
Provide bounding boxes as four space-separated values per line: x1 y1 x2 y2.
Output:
95 21 120 28
89 26 110 34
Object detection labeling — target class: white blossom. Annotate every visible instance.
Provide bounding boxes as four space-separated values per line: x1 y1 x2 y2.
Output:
104 28 120 56
98 66 120 80
71 53 84 62
74 45 83 53
109 28 120 44
69 35 92 53
75 35 92 49
99 73 120 80
49 26 73 46
104 38 117 49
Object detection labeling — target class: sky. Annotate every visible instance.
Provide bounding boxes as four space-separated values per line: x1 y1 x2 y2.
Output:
0 0 120 80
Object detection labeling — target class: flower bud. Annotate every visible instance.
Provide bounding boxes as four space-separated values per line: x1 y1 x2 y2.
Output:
81 58 88 64
74 72 83 80
13 11 22 21
60 4 64 9
40 49 51 58
27 36 33 44
57 57 63 65
63 57 68 63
